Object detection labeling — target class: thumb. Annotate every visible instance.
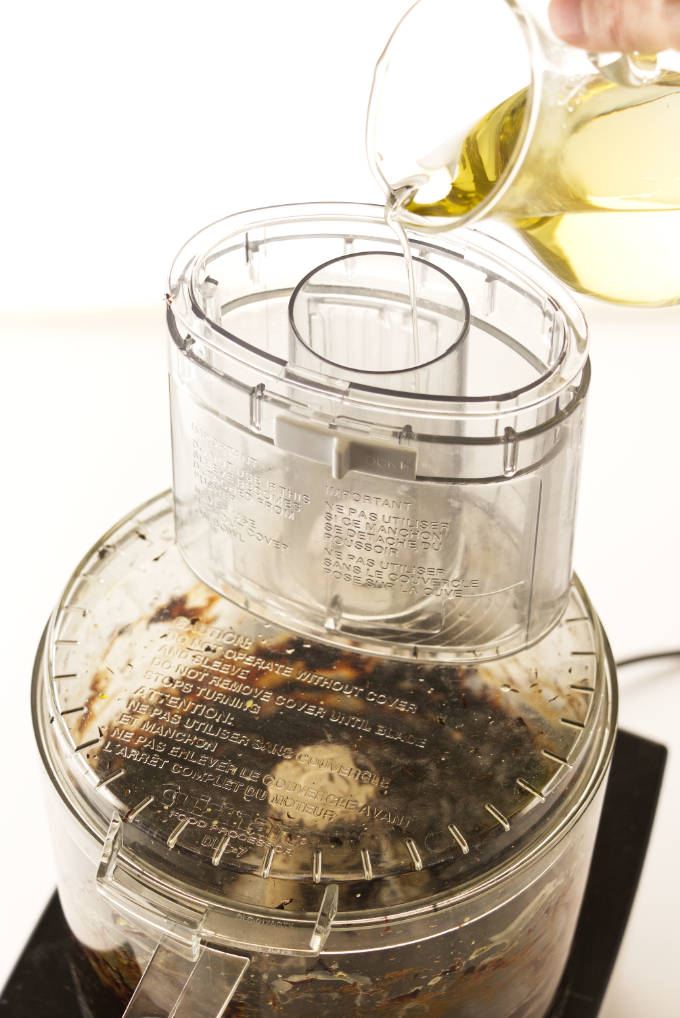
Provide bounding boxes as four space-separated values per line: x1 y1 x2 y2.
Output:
548 0 680 53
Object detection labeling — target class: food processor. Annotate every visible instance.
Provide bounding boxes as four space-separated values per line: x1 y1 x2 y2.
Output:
31 203 617 1018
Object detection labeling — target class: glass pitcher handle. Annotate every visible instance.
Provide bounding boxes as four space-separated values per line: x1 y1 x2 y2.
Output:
122 939 250 1018
588 50 660 85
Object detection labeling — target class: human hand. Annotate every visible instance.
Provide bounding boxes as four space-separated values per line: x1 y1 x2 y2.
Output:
548 0 680 52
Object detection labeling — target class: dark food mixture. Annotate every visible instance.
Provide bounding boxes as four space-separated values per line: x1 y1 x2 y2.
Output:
79 586 563 894
67 586 587 1018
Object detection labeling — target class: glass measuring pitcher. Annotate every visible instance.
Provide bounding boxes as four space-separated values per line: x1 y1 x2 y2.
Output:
367 0 680 306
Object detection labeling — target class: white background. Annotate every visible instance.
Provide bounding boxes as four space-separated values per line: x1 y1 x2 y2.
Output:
1 2 679 1016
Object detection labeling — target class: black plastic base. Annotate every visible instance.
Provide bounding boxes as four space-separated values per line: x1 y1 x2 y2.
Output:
0 730 667 1018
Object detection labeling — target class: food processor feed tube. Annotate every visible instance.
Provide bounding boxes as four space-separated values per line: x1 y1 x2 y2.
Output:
33 204 617 1018
169 206 588 662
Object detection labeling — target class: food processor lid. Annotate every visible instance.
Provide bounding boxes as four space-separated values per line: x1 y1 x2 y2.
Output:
165 204 593 666
167 203 588 429
35 493 615 955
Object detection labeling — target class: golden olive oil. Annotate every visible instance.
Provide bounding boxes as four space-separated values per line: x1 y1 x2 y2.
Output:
404 74 680 306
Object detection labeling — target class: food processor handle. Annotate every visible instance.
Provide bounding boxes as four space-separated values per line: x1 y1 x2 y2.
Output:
122 939 250 1018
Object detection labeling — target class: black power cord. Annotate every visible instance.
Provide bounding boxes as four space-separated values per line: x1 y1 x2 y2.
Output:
616 650 680 668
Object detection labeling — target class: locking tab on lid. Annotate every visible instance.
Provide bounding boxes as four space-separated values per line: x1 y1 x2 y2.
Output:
274 415 417 481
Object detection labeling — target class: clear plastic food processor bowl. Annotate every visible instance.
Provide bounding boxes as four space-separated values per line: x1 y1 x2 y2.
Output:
33 493 616 1018
167 203 589 663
